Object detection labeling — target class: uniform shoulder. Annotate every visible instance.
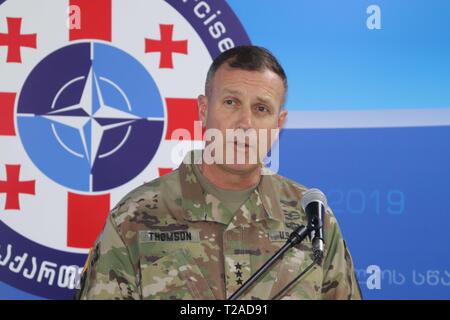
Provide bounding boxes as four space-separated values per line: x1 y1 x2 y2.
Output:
110 169 181 228
269 172 309 200
270 173 337 217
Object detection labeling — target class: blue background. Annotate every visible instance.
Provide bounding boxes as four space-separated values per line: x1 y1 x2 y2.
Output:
229 0 450 111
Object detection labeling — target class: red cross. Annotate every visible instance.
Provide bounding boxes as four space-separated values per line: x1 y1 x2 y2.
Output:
67 192 109 248
145 24 188 69
0 165 35 210
0 92 16 136
0 17 37 63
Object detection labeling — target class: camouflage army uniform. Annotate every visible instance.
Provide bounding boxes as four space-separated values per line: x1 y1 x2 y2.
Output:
76 150 362 300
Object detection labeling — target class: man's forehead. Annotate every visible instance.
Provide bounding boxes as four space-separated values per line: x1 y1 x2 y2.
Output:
216 66 281 83
215 70 284 93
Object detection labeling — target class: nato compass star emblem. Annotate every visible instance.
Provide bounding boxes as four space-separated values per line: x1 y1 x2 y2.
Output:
44 66 140 169
17 42 165 192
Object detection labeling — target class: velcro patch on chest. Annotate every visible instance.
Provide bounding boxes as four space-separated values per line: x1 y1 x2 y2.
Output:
139 230 200 243
268 230 291 242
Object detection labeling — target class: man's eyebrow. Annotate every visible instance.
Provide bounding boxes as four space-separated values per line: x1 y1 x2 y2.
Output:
221 89 275 106
255 96 272 104
222 89 243 96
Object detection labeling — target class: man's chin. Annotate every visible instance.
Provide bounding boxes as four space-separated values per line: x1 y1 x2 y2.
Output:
217 162 261 175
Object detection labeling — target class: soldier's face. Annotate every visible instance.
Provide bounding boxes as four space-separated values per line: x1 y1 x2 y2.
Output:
198 65 287 174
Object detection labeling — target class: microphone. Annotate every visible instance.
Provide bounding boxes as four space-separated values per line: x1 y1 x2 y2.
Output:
301 188 327 263
271 189 328 299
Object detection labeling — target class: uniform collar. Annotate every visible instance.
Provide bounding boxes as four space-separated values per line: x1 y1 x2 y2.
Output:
178 150 284 226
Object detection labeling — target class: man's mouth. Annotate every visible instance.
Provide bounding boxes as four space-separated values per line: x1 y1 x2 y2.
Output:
234 141 250 149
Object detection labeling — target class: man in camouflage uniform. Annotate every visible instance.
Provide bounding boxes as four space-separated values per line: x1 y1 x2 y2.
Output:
76 46 362 300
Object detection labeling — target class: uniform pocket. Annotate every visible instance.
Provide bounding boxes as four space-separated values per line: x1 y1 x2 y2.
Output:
140 247 216 300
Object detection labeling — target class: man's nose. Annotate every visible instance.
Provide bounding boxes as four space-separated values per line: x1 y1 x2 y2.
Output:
237 106 253 130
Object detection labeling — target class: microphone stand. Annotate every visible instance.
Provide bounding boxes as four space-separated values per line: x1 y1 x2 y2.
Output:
228 224 312 300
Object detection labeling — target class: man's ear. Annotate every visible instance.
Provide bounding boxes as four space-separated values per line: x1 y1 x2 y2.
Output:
278 109 288 129
198 94 208 128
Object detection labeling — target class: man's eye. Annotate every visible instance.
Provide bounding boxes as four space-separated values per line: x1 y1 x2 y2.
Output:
224 99 235 106
256 105 269 113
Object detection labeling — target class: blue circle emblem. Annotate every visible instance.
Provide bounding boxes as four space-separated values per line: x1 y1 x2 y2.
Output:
17 42 165 192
